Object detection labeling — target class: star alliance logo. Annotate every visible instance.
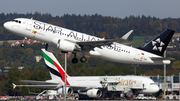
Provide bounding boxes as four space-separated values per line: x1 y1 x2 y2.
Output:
152 38 165 52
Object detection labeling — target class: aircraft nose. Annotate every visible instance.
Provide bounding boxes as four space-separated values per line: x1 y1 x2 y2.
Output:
154 85 160 93
3 22 11 30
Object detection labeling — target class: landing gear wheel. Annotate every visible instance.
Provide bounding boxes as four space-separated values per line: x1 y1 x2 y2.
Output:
80 56 87 63
20 43 25 47
21 37 27 47
72 58 78 63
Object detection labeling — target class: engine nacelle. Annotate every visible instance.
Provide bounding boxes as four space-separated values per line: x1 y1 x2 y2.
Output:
52 38 76 52
57 87 73 95
86 89 102 98
45 44 61 53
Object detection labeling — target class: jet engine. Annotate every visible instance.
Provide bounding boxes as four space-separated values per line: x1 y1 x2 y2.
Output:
46 38 81 53
86 89 102 98
55 39 75 52
45 44 61 53
57 87 73 95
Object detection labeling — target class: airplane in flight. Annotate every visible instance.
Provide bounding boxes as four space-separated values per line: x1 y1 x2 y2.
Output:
4 18 175 64
12 49 159 98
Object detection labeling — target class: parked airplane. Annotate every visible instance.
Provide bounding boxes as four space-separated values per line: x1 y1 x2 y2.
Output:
12 49 159 98
4 18 175 64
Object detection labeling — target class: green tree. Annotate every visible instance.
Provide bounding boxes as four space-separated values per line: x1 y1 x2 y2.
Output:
172 60 180 69
23 69 31 80
0 75 8 95
7 67 22 95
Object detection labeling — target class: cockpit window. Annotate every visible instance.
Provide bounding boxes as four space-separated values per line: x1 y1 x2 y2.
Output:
13 20 21 24
13 20 18 22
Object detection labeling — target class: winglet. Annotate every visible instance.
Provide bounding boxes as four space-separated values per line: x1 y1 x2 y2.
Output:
12 83 16 89
121 30 133 40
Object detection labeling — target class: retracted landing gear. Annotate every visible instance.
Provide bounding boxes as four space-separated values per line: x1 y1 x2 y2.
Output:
20 37 27 47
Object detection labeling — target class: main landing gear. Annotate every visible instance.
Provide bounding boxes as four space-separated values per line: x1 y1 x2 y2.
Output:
20 37 27 47
72 53 87 64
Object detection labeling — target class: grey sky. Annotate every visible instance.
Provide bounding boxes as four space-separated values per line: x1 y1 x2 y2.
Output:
0 0 180 18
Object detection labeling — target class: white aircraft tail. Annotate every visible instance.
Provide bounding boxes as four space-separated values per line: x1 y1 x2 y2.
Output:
41 49 70 85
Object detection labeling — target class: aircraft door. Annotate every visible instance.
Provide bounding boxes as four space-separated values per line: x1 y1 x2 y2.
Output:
26 19 32 31
134 51 140 61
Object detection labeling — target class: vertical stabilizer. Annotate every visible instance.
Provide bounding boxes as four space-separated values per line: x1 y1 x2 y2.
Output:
141 29 175 56
42 49 70 85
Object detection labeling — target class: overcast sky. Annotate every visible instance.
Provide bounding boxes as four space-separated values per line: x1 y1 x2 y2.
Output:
0 0 180 19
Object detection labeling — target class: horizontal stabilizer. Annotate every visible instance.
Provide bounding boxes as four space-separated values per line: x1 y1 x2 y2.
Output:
21 80 58 85
150 57 175 61
12 83 16 89
12 83 58 89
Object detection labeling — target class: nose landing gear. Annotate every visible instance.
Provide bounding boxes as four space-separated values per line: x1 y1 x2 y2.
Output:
20 37 27 47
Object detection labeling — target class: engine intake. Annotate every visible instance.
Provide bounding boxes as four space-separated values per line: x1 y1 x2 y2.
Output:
46 38 81 53
57 87 73 95
86 89 102 98
56 39 75 52
45 44 61 53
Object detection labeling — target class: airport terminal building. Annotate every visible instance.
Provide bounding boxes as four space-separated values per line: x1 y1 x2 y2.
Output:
149 75 180 92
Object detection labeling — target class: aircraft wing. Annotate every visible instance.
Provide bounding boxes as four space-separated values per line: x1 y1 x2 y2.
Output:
76 30 133 48
65 85 94 91
13 83 95 92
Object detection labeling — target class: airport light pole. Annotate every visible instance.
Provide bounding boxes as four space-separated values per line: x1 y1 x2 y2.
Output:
179 73 180 100
164 51 166 99
64 53 67 101
163 46 174 99
135 65 136 75
133 65 138 75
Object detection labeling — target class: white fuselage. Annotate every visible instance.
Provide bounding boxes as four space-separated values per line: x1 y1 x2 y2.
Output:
65 75 159 94
4 18 170 65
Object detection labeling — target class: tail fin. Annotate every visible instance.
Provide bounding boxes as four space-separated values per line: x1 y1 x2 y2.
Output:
12 83 16 89
141 29 175 56
41 49 70 85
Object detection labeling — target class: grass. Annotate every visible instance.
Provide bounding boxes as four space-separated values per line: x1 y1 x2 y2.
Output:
122 36 145 47
0 40 16 45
